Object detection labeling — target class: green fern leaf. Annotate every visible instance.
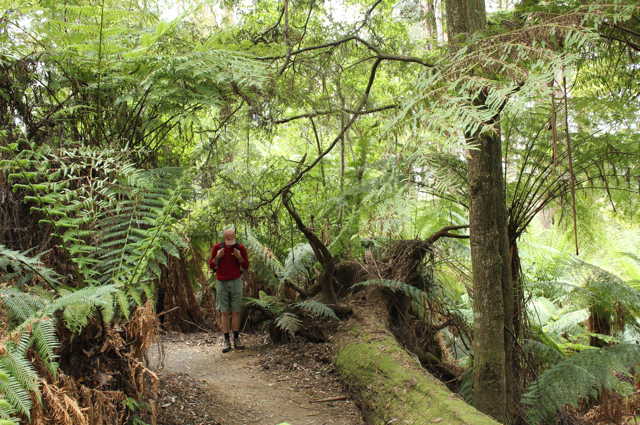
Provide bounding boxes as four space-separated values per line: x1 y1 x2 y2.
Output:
0 367 32 418
353 279 428 303
30 320 60 377
0 351 39 397
523 344 640 424
293 300 339 320
275 313 302 336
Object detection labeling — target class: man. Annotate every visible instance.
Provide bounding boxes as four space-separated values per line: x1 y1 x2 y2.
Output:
208 228 250 353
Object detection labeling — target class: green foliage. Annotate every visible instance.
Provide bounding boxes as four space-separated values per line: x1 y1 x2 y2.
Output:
353 279 428 304
523 344 640 424
282 243 317 287
0 282 119 420
293 300 339 320
0 245 60 289
565 258 640 324
1 145 186 421
274 312 303 336
244 230 284 289
5 146 189 313
1 0 640 422
244 290 285 316
244 291 339 338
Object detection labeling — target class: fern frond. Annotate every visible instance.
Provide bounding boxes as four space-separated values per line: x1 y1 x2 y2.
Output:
523 344 640 424
0 366 32 418
353 279 428 304
0 398 19 425
115 289 131 319
0 289 39 324
244 230 284 288
275 313 302 336
0 245 60 288
283 243 316 285
0 397 17 418
30 320 60 376
542 308 589 336
293 300 339 320
244 291 285 316
46 285 118 316
0 350 39 397
522 339 564 368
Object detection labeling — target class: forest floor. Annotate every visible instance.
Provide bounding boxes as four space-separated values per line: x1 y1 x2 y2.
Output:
149 331 364 425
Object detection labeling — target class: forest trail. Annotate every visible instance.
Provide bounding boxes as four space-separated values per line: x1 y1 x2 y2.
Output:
149 333 363 425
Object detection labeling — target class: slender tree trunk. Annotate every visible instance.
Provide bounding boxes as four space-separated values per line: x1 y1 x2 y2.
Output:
468 126 511 423
444 0 514 422
424 0 438 46
282 189 338 304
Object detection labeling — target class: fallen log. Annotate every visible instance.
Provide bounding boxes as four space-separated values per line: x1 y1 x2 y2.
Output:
334 288 500 425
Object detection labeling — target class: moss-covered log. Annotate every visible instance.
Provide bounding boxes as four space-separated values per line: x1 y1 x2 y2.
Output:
334 289 500 425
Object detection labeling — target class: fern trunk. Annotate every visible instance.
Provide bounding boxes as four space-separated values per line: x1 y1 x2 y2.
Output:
334 288 500 425
158 256 206 331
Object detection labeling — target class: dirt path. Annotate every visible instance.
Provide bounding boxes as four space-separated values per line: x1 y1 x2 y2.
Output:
149 332 363 425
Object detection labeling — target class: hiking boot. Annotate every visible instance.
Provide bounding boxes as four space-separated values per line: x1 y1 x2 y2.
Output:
233 337 245 350
222 339 232 353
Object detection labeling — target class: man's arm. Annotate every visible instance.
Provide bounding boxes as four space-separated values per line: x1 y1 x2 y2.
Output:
208 244 221 270
239 245 249 270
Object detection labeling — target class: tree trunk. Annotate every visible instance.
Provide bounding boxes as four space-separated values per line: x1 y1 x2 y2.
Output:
444 0 486 44
158 255 207 332
282 189 338 304
588 306 612 347
468 127 512 423
424 0 438 46
444 1 514 422
334 288 501 425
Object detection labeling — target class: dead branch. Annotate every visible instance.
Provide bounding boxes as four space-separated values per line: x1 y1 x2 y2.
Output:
310 395 348 403
425 225 470 244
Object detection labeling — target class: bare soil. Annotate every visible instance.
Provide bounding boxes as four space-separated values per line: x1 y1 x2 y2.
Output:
149 332 364 425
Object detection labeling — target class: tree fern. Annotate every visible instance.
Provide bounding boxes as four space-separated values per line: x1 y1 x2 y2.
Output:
7 146 188 313
522 344 640 424
0 283 120 419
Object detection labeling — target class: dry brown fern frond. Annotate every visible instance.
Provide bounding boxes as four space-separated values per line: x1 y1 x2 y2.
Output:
126 301 158 359
40 379 88 425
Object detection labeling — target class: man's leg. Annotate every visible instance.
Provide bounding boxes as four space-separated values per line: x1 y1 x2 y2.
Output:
231 312 241 332
217 280 232 353
221 312 231 333
230 279 245 350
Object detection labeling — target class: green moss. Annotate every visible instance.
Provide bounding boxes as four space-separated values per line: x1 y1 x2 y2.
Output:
336 332 501 425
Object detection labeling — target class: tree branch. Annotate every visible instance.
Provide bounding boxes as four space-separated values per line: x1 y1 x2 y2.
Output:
274 104 397 124
426 225 470 245
255 58 384 208
257 36 434 68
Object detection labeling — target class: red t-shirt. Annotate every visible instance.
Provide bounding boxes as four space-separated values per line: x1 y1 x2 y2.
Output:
208 242 249 281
